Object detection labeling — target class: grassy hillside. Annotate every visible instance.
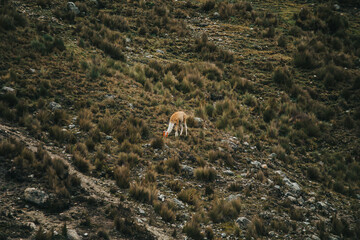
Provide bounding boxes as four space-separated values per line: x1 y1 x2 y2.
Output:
0 0 359 239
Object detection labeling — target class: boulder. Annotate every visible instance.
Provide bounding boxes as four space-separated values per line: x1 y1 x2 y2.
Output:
236 217 251 229
67 229 81 240
49 101 62 110
24 188 48 205
67 2 80 15
2 86 15 93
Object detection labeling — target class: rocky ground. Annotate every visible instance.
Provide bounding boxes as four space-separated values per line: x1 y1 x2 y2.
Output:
0 0 360 239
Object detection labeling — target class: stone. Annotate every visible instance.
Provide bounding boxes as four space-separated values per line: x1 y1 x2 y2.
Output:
298 197 304 205
27 222 36 230
158 194 165 202
156 49 165 54
213 12 220 18
269 153 277 159
223 170 234 176
287 196 296 202
311 235 321 240
236 217 251 229
283 177 301 192
29 68 36 73
221 232 226 238
2 86 15 93
105 135 113 140
243 141 249 146
67 2 80 15
139 208 145 215
316 201 327 209
250 161 261 168
24 188 48 205
125 37 131 43
128 103 134 109
181 165 194 176
307 197 316 204
173 198 185 209
261 164 268 169
227 194 241 202
49 102 62 110
89 0 98 5
334 4 340 10
67 229 81 240
194 117 203 123
68 124 75 129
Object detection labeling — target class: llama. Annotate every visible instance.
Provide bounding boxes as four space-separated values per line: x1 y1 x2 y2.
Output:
163 111 188 137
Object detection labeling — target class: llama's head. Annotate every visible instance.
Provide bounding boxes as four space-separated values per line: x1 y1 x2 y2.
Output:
163 131 169 137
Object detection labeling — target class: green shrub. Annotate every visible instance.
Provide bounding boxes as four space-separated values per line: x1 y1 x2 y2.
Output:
273 66 293 88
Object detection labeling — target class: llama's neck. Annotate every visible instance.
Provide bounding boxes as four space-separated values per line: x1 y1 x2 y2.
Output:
167 122 174 133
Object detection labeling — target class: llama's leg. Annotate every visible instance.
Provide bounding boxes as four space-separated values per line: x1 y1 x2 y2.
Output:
167 122 174 135
180 122 183 136
185 121 188 136
175 124 178 137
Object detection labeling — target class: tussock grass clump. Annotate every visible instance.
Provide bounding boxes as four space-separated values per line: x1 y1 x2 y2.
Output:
230 77 253 93
72 151 90 173
129 182 157 204
31 34 66 55
49 125 77 144
153 201 176 223
307 166 321 181
117 152 139 168
246 216 267 239
194 33 234 63
114 165 130 188
178 188 199 206
273 66 293 88
78 108 93 131
208 198 241 223
183 219 204 240
151 137 164 149
202 0 215 12
0 5 27 30
98 13 129 32
165 157 181 174
195 167 216 182
208 150 235 167
115 117 148 144
290 207 305 221
270 219 290 233
168 180 183 192
228 182 243 192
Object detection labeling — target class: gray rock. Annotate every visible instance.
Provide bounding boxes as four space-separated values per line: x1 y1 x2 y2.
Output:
250 161 261 168
67 2 80 15
2 86 15 93
128 103 134 109
27 222 36 230
105 135 113 140
68 124 75 129
194 117 203 123
283 177 301 192
49 101 62 110
181 165 194 176
158 194 165 202
316 201 327 209
311 235 321 240
269 231 276 237
243 141 249 146
221 232 226 238
328 234 340 240
213 12 220 18
29 68 36 73
227 194 241 202
236 217 251 229
298 197 304 205
156 49 165 54
223 170 234 176
287 196 296 202
139 208 145 215
269 153 277 159
173 198 185 209
67 229 81 240
24 188 48 205
307 197 316 204
334 4 340 10
356 194 360 200
125 37 131 43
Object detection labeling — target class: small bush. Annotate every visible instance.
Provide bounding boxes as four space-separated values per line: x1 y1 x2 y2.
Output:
73 152 90 173
208 198 241 223
202 0 215 11
195 167 216 182
165 157 180 174
307 166 321 181
129 182 157 204
246 216 267 239
114 165 130 188
273 66 293 88
183 219 204 240
178 188 198 206
151 137 164 149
